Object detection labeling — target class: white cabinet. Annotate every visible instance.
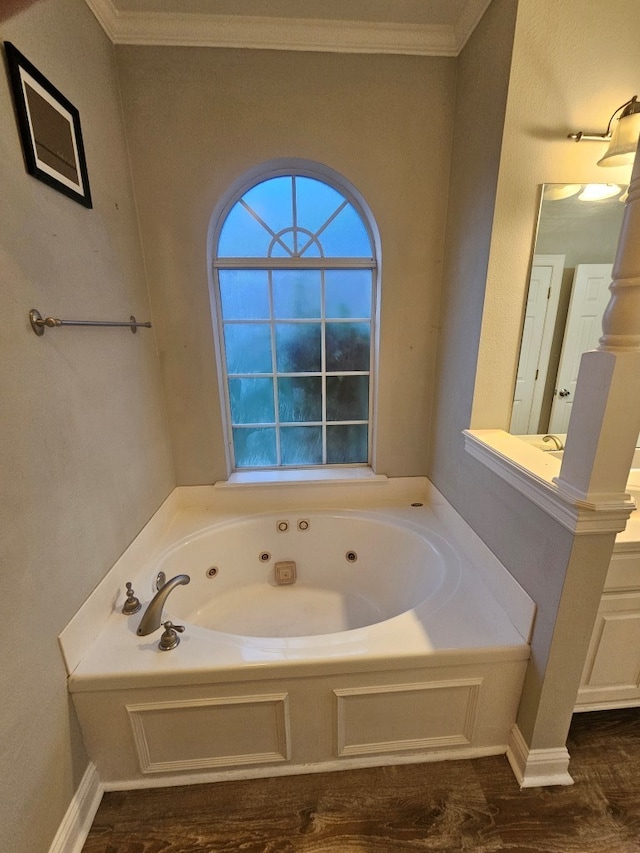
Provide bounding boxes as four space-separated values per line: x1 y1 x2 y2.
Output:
575 549 640 710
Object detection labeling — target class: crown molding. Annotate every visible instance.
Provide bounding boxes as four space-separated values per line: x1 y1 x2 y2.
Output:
85 0 118 41
84 0 489 56
453 0 492 53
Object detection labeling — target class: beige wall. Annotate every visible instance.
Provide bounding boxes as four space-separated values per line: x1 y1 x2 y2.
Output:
429 0 517 496
0 2 174 851
431 0 640 753
116 46 457 482
433 0 640 496
473 0 640 431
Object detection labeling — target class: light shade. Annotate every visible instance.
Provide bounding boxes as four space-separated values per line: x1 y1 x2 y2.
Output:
577 183 622 201
598 97 640 166
543 184 582 201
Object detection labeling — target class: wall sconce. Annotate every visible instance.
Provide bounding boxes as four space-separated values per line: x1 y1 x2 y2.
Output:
568 95 640 166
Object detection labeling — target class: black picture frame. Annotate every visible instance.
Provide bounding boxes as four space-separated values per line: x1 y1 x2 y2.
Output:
4 41 92 208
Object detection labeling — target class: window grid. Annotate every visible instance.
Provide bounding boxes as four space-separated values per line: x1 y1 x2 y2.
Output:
267 271 281 466
320 269 327 464
220 266 374 469
213 172 377 471
291 178 299 255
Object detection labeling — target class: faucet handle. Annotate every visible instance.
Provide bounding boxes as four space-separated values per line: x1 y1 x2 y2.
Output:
158 620 185 651
122 582 141 615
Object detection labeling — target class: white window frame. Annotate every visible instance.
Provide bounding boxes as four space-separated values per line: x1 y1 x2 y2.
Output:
208 159 381 475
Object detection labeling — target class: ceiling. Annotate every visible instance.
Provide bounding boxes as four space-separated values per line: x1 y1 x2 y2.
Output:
85 0 493 55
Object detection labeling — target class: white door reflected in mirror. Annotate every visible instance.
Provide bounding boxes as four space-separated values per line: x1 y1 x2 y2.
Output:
511 184 626 435
548 264 613 433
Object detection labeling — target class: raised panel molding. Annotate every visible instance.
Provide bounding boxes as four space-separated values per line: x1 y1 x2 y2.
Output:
127 694 291 773
84 0 491 56
334 679 481 757
585 614 640 689
576 593 640 710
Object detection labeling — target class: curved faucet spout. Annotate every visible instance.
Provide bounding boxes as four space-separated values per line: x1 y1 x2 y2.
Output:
137 574 190 636
542 434 564 451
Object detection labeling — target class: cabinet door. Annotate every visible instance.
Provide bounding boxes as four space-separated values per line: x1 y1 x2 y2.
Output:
576 591 640 710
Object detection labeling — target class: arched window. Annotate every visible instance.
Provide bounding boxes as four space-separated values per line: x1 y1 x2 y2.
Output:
211 165 379 470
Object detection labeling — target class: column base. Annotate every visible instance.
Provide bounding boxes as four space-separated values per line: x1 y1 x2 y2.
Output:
506 724 574 788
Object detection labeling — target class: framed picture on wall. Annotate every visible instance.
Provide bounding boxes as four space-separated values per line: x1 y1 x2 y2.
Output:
4 41 92 208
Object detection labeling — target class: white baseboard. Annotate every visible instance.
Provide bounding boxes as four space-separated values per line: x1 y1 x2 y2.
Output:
506 724 574 788
48 763 103 853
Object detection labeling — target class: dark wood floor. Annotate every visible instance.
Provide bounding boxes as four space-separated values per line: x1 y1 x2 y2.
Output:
83 707 640 852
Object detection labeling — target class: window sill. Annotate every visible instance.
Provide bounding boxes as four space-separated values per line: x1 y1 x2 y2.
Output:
216 466 387 488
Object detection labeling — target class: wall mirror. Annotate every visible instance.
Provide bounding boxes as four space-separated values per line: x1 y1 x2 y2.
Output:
510 183 627 435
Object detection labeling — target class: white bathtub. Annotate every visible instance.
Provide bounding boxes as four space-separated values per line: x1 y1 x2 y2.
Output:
156 511 462 639
61 478 535 789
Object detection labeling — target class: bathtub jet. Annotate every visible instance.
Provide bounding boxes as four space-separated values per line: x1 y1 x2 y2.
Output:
136 573 190 636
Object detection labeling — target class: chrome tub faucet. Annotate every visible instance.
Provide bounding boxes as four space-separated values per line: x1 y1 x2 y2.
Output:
542 434 564 451
137 573 190 636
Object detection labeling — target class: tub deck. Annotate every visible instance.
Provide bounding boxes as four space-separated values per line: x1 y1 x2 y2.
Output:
68 560 530 693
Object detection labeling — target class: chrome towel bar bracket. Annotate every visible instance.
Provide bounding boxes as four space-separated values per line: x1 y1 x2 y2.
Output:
29 308 152 336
